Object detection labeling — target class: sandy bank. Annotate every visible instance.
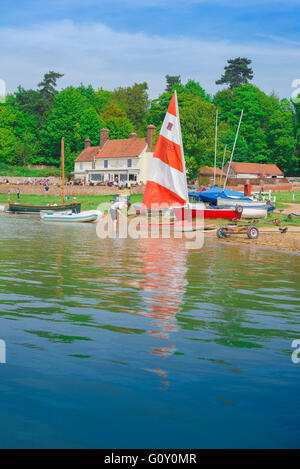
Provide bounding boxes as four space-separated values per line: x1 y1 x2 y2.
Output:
213 226 300 253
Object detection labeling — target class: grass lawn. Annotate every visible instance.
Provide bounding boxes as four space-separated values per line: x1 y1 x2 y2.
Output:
0 193 144 212
0 163 61 178
272 190 300 204
1 191 299 226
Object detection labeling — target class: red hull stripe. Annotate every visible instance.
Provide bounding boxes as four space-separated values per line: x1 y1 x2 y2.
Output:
143 181 186 209
153 135 183 172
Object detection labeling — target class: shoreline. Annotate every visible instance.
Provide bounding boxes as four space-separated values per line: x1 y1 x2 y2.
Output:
207 226 300 254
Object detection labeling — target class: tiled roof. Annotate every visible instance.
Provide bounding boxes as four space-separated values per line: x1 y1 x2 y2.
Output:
75 138 148 163
199 166 225 176
229 162 283 176
75 146 100 162
97 138 147 158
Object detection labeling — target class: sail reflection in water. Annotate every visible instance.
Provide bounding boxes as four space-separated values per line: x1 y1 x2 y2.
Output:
136 237 187 389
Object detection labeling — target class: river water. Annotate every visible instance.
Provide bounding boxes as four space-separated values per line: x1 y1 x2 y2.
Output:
0 213 299 448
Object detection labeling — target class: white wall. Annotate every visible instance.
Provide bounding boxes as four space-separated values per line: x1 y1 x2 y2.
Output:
74 151 153 183
139 150 153 184
95 157 138 170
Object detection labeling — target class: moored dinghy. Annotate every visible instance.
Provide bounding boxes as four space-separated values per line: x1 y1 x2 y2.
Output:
8 138 82 215
40 210 102 223
9 201 81 214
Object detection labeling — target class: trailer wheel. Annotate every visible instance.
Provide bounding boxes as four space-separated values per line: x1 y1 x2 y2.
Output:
217 227 228 238
247 226 259 239
235 205 243 215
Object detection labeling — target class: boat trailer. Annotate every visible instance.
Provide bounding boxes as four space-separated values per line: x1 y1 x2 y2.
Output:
217 224 259 239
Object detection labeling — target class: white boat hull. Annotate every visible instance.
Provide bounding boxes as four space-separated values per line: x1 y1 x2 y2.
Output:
40 210 102 223
241 207 267 218
217 197 267 208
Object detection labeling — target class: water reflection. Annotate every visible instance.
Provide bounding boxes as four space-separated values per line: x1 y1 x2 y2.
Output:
137 238 187 389
1 215 300 448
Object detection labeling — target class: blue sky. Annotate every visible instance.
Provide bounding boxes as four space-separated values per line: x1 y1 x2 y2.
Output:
1 0 300 98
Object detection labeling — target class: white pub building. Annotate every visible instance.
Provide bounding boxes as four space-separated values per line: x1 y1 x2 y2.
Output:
74 125 156 184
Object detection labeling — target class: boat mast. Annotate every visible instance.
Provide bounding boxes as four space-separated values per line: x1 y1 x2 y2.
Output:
223 109 243 190
61 137 65 204
175 90 189 204
219 144 227 191
213 109 218 187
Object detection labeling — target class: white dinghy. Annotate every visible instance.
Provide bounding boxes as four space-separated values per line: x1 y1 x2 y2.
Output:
40 210 102 223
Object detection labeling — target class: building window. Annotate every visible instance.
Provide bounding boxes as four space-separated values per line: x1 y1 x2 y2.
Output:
92 161 96 170
90 173 104 181
120 174 128 182
79 162 83 170
127 159 132 168
104 160 108 169
129 174 137 181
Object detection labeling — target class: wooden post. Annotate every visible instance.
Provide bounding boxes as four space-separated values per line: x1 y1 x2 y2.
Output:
61 137 65 204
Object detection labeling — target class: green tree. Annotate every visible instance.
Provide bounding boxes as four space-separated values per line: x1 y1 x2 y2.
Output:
214 84 297 174
79 108 105 146
112 82 150 134
14 86 44 122
63 143 79 174
105 117 134 139
101 101 127 121
15 130 41 166
0 102 39 165
39 86 91 164
93 88 113 114
14 71 63 123
291 95 300 175
0 127 19 164
38 70 64 115
165 75 181 92
216 57 253 89
180 98 230 179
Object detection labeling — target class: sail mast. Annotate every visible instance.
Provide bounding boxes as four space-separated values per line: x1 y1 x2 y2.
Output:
219 144 227 191
61 137 65 204
223 109 243 190
174 90 189 204
213 109 218 187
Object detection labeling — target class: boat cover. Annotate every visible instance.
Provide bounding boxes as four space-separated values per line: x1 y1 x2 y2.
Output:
189 186 246 204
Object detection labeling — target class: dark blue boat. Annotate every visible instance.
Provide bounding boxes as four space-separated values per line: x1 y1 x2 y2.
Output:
189 186 245 204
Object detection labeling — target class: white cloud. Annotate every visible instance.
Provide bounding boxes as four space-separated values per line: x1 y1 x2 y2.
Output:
0 20 299 99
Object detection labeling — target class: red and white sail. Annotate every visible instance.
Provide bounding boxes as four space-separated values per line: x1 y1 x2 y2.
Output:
142 91 188 209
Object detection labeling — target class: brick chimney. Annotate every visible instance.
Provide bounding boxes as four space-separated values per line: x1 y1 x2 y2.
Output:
129 132 137 139
84 137 91 149
100 128 109 148
147 124 156 151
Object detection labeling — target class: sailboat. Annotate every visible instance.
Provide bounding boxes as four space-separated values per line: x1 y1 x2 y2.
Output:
138 91 241 222
188 109 274 219
8 138 81 214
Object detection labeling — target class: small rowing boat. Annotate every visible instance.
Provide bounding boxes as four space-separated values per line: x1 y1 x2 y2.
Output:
9 202 81 214
40 210 102 223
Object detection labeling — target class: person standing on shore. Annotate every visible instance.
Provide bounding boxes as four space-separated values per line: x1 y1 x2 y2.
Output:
16 188 20 199
110 198 131 233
